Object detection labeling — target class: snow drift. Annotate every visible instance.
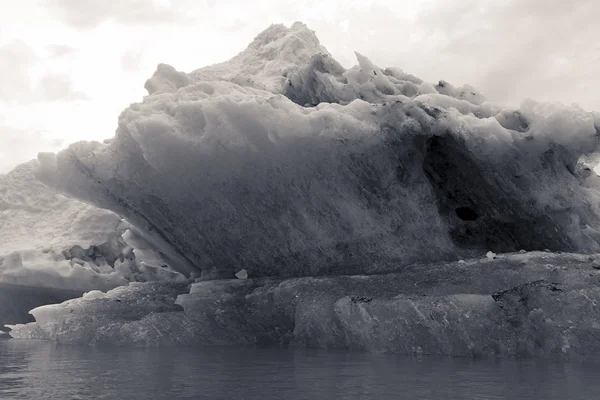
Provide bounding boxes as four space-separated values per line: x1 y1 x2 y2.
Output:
7 22 600 355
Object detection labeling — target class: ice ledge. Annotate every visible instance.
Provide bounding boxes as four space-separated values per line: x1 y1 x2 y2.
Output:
9 251 600 358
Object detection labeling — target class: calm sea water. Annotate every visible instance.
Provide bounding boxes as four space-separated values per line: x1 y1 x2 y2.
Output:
1 339 600 400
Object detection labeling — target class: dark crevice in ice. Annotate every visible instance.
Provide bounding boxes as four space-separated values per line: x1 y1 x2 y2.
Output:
455 207 478 221
422 134 575 253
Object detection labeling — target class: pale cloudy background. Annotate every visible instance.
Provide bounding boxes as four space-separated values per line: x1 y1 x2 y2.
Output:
1 0 598 172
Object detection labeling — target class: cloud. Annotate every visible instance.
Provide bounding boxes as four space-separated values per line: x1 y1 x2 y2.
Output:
0 40 38 101
47 44 76 58
411 0 600 108
0 41 86 103
47 0 189 29
0 123 63 173
36 73 88 101
120 48 145 72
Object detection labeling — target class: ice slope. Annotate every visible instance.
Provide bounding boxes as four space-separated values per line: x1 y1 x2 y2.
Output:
9 251 600 357
31 23 600 281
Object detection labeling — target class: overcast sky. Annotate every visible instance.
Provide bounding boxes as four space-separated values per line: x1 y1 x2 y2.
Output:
1 0 598 173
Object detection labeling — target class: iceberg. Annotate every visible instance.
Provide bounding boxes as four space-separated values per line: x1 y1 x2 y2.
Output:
33 23 600 280
0 282 83 329
6 22 600 356
0 160 129 291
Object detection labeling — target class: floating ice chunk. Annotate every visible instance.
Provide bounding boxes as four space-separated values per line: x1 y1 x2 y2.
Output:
9 282 191 346
0 283 82 328
235 269 248 280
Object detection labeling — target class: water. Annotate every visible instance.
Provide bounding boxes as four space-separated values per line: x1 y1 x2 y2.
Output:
1 340 600 399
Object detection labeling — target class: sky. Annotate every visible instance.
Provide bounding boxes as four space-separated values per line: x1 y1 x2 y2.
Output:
0 0 598 173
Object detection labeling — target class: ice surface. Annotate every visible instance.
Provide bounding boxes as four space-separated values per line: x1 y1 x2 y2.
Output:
10 251 600 357
33 23 600 280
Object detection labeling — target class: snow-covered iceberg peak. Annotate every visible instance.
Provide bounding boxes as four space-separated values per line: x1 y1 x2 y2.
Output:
146 21 328 96
35 22 600 280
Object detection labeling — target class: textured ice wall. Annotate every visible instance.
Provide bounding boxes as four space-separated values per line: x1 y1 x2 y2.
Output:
10 251 600 357
34 22 600 280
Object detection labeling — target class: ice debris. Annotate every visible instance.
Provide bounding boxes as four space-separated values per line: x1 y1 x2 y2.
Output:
235 269 248 280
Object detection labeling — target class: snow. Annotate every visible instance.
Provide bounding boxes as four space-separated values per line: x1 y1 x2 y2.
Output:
5 22 600 354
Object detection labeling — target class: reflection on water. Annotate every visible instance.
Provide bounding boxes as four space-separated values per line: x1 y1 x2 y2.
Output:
1 339 600 399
